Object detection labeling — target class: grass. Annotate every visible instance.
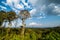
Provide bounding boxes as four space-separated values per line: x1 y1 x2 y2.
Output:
0 27 60 40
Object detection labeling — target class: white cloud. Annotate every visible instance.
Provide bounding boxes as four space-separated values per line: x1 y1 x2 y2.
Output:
6 0 33 9
6 0 24 13
13 0 20 4
2 1 21 13
11 7 19 13
22 0 29 7
29 5 46 18
40 5 46 11
48 3 60 16
29 22 42 26
53 6 60 13
2 1 8 5
49 3 60 13
6 0 20 7
37 16 46 19
6 0 33 13
14 4 24 9
28 18 32 20
12 19 22 27
28 0 37 5
6 0 13 6
6 0 20 5
48 3 55 8
0 5 7 9
30 9 36 15
16 23 22 27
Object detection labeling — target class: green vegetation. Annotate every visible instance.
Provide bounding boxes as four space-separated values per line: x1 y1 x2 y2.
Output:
0 10 17 27
0 10 60 40
0 27 60 40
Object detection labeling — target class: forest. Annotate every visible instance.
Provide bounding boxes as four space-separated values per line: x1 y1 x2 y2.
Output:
0 26 60 40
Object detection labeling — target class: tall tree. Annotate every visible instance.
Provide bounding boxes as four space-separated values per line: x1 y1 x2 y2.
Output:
7 11 17 27
0 10 7 27
19 10 30 40
6 11 17 36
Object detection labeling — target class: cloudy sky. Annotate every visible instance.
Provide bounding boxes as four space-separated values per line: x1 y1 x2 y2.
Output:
0 0 60 28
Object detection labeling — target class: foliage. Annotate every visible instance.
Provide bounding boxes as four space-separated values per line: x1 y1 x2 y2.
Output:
0 10 60 40
7 11 17 22
0 11 7 26
0 10 17 27
0 27 60 40
19 10 30 20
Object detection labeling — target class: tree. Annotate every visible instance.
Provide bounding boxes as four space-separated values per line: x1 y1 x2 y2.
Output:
0 10 7 27
6 11 17 36
7 11 17 27
19 10 30 40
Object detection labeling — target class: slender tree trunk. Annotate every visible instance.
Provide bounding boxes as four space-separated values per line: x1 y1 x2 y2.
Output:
4 21 7 27
20 19 25 40
15 19 18 27
8 21 12 27
7 22 11 36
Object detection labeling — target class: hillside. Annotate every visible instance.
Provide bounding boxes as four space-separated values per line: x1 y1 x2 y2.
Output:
0 27 60 40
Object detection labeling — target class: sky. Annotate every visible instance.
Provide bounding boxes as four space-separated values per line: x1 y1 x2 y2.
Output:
0 0 60 28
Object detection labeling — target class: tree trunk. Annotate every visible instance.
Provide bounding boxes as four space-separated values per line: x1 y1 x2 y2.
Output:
20 19 25 40
8 21 12 27
4 21 7 27
7 22 11 36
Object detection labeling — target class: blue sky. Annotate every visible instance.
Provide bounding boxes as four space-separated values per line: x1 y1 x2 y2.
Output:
0 0 60 28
